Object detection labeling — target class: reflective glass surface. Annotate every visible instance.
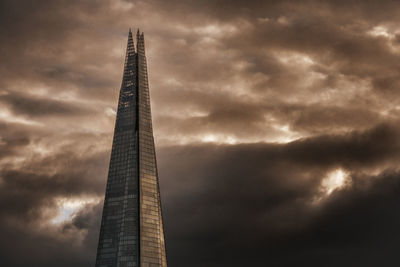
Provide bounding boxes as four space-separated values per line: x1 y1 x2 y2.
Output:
95 30 167 267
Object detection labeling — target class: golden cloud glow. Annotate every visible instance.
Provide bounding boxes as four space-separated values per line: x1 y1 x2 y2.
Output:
51 197 101 224
321 169 350 195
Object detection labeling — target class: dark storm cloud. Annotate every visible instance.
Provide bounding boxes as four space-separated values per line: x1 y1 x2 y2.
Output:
159 124 400 266
155 97 384 141
0 201 103 267
0 0 125 102
0 91 95 117
0 136 29 159
0 147 108 266
0 149 107 220
2 0 400 266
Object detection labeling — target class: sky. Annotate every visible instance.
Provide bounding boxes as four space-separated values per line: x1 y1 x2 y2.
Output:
1 0 400 266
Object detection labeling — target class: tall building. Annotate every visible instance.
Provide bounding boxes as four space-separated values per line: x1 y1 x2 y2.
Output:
95 29 167 267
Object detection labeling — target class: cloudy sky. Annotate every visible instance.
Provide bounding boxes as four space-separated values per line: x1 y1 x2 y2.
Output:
2 0 400 266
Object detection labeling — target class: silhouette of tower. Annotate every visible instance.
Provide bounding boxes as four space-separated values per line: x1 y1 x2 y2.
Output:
95 29 167 267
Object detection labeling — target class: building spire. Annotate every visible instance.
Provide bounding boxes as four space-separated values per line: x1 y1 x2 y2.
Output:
123 28 135 69
95 27 168 266
127 28 135 52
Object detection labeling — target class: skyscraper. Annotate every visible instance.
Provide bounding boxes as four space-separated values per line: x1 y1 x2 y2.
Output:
95 29 167 267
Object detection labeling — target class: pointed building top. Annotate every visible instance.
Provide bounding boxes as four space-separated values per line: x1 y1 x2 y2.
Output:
124 27 135 59
96 25 167 267
128 28 133 40
136 28 142 45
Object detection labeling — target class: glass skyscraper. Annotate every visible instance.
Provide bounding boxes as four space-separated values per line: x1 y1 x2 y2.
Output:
95 29 167 267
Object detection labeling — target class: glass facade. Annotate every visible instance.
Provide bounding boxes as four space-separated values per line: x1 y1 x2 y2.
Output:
95 29 167 267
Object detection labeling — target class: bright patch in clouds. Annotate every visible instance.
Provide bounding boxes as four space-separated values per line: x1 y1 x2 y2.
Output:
367 26 394 39
194 24 238 37
0 107 41 126
275 51 314 67
321 169 350 195
51 197 100 224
